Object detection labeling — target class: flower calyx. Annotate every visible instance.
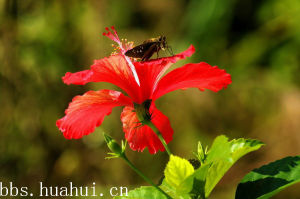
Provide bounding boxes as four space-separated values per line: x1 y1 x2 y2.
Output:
103 133 126 159
133 99 152 125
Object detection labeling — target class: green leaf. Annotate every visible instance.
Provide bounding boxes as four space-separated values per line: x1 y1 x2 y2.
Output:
160 180 192 199
114 186 168 199
189 162 211 198
204 135 264 197
235 156 300 199
164 155 195 194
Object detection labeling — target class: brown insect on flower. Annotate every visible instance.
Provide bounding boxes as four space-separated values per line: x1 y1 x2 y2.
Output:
125 36 173 61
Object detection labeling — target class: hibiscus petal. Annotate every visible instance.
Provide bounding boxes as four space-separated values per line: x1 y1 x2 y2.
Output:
62 55 140 101
153 62 232 99
133 45 195 102
120 104 173 154
63 70 96 85
57 90 132 139
144 45 195 65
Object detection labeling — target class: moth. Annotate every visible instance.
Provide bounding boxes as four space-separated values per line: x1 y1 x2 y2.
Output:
125 36 172 61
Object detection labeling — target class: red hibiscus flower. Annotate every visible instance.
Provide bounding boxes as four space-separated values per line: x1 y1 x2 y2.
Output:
56 27 232 154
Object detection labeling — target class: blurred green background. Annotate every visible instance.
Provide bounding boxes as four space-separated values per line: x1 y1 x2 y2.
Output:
1 0 300 198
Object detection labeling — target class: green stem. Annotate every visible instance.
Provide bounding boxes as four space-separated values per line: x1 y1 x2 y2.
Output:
122 155 172 199
144 120 172 156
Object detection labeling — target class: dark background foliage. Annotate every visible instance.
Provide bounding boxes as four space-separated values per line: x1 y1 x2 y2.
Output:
0 0 299 198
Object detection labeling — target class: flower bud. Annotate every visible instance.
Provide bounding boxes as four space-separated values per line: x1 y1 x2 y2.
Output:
103 133 123 156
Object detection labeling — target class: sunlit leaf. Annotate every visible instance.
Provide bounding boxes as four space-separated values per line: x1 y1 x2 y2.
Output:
114 186 167 199
164 155 195 194
204 135 264 197
160 180 192 199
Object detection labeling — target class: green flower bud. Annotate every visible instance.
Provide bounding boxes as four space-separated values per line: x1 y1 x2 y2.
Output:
103 133 123 156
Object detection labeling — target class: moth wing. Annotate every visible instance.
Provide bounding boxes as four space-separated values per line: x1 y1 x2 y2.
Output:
141 43 158 61
125 42 155 58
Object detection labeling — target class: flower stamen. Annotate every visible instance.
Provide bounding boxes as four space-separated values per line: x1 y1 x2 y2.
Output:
103 26 140 86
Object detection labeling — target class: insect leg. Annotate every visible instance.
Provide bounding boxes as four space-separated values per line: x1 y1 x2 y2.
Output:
167 46 174 56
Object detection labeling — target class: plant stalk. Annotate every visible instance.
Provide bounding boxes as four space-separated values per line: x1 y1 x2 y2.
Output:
144 120 172 156
122 155 172 199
